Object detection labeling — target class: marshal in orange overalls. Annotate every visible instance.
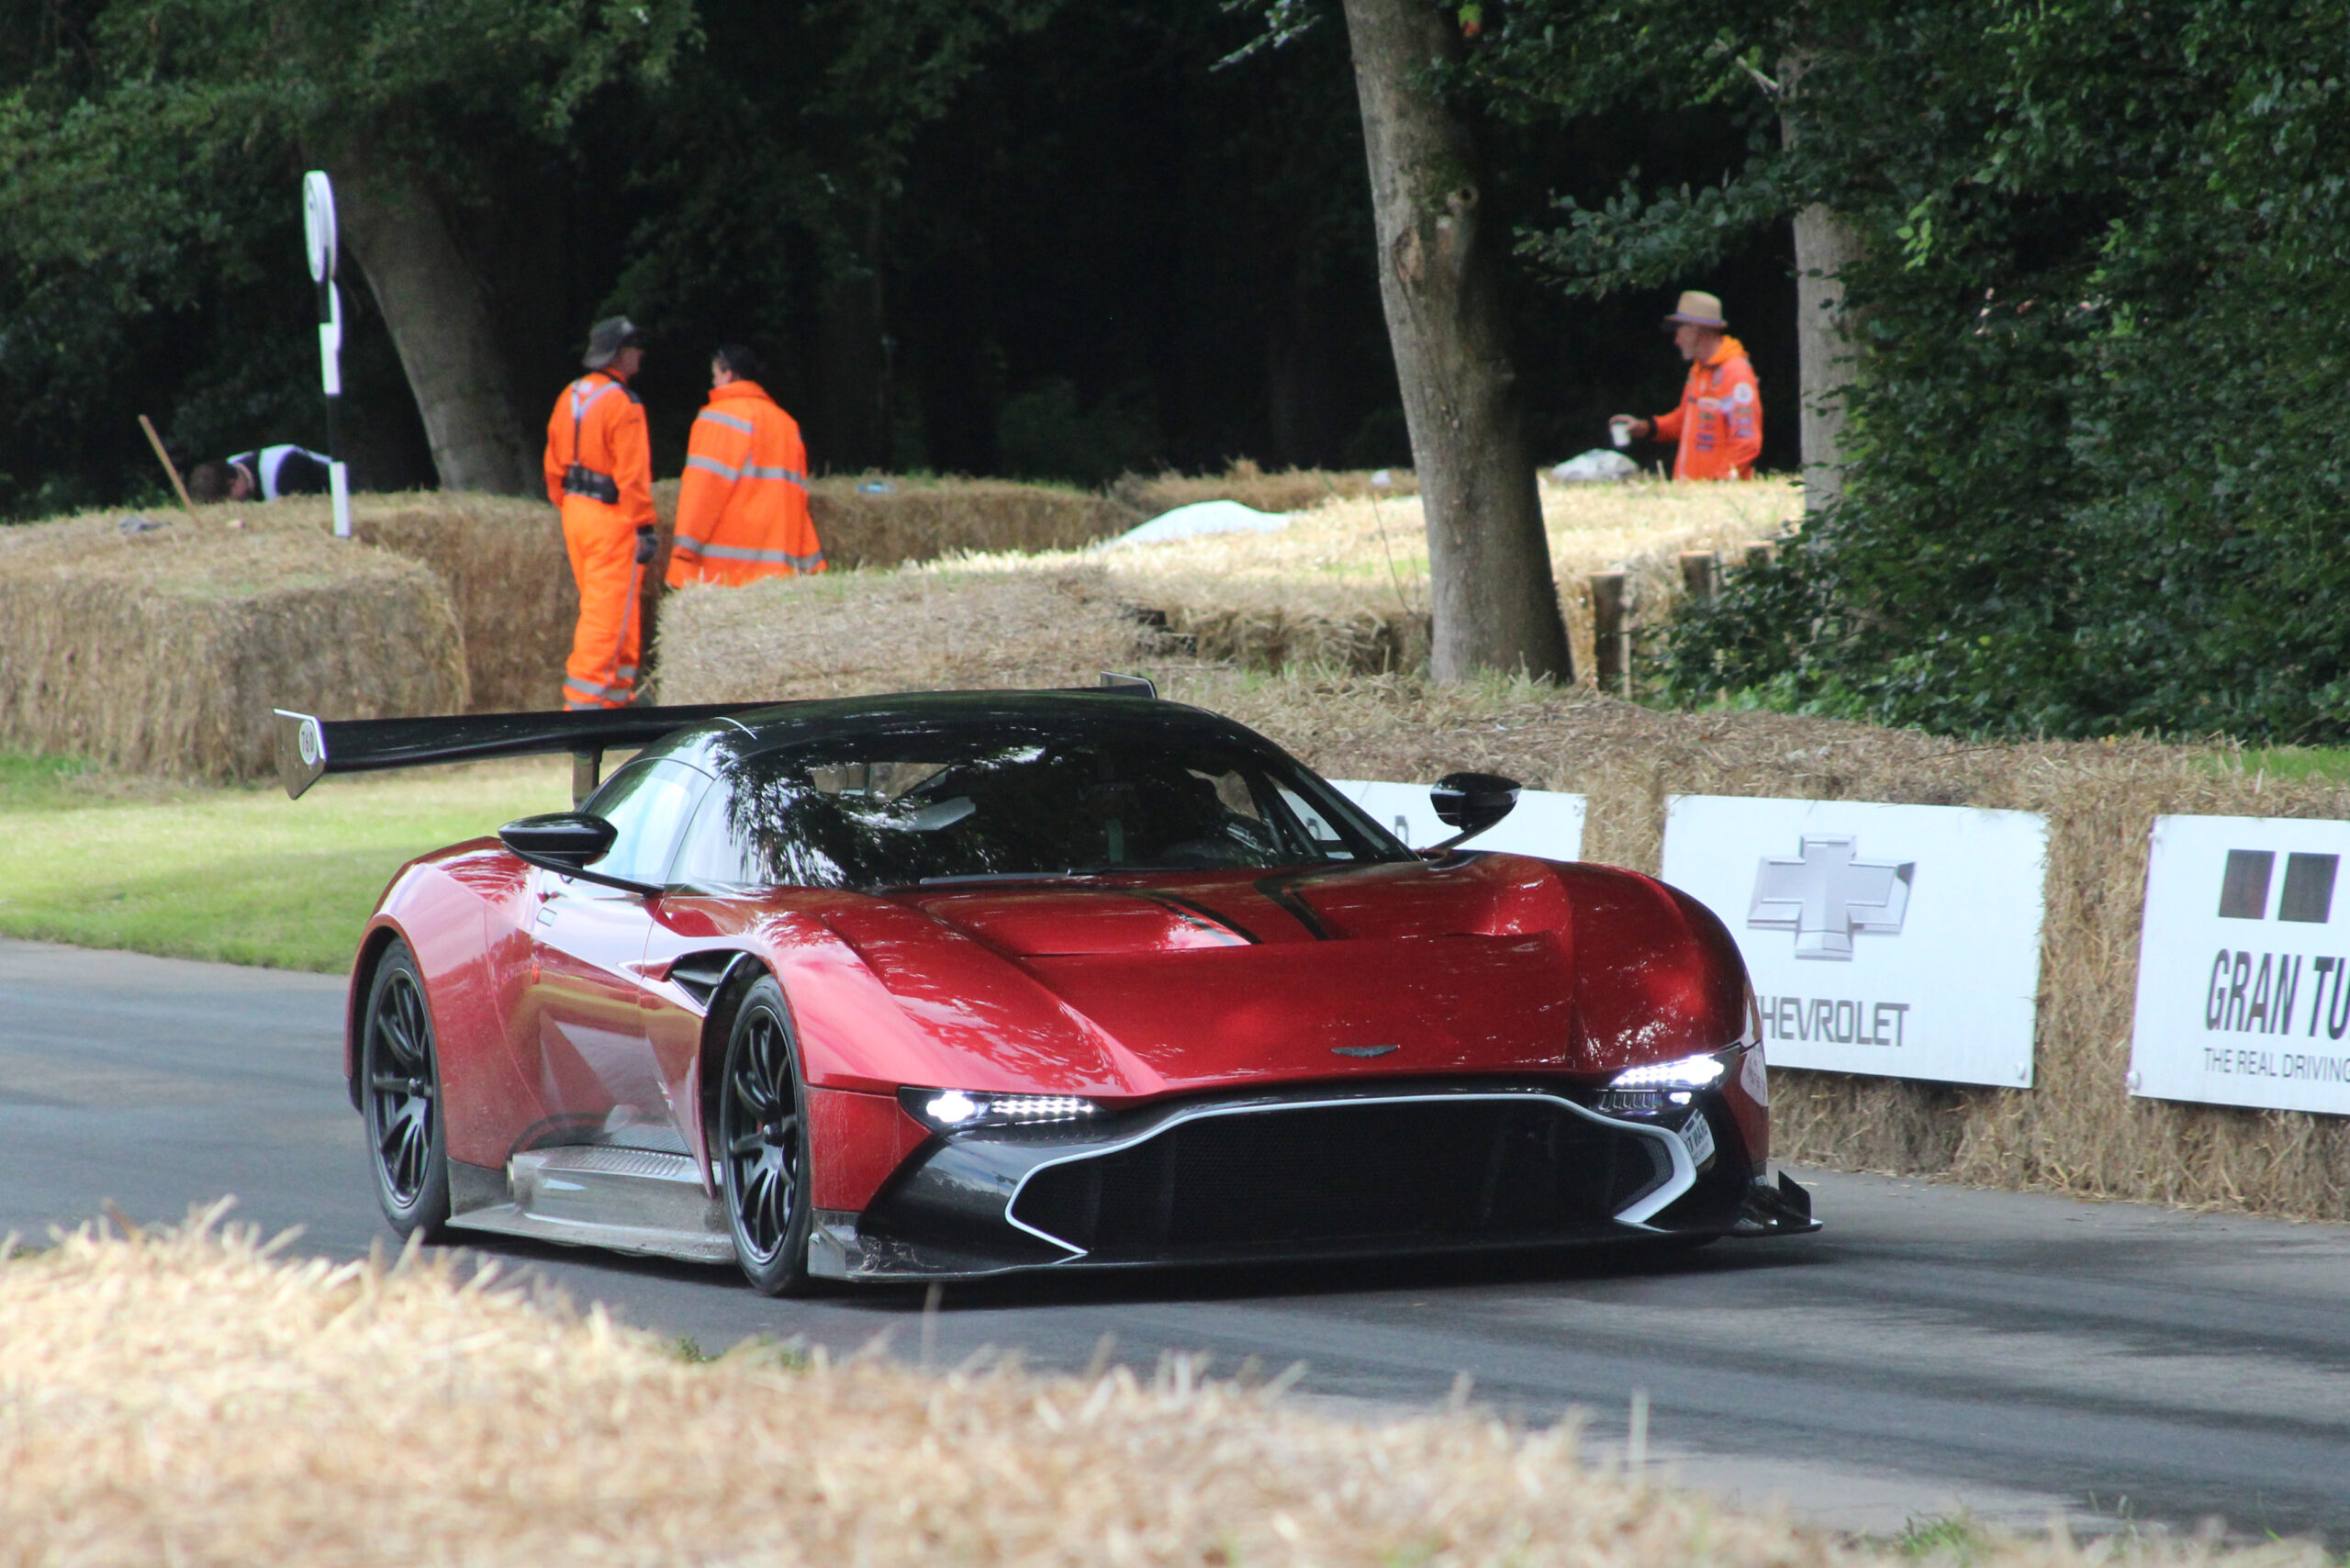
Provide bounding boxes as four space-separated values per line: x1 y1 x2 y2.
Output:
543 370 656 709
1650 335 1763 480
666 379 825 588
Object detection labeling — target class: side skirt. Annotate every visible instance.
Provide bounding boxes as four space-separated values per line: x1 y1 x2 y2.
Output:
445 1150 734 1265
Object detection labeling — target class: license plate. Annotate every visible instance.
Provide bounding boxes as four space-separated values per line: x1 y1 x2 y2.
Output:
1677 1113 1717 1168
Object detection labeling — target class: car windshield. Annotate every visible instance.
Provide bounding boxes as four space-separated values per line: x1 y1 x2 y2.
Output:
667 726 1410 891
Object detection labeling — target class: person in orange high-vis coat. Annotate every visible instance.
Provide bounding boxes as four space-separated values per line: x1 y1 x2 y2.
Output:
666 343 825 588
543 317 657 710
1617 290 1762 481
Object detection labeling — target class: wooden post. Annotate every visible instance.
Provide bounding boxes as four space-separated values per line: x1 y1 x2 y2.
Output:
1744 541 1778 571
137 415 200 521
1677 551 1718 602
1589 571 1629 698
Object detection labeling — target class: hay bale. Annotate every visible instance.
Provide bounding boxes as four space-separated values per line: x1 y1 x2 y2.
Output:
343 497 576 713
655 559 1155 705
805 477 1130 567
1111 464 1419 520
1081 478 1795 678
0 520 465 780
1156 665 2350 1224
9 492 575 716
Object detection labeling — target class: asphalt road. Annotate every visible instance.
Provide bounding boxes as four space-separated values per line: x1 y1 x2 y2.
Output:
7 935 2350 1543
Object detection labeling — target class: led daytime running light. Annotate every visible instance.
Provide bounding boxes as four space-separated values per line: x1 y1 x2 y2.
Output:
1606 1053 1729 1092
902 1087 1102 1131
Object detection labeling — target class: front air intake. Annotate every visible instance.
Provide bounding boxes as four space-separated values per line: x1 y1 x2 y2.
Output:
1009 1095 1673 1261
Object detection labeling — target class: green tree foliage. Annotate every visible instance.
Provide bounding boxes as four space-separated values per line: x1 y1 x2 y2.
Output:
1475 0 2350 740
0 0 1060 505
0 0 1791 513
0 0 698 507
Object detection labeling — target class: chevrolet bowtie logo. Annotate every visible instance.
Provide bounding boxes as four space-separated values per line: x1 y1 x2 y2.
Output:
1748 835 1914 960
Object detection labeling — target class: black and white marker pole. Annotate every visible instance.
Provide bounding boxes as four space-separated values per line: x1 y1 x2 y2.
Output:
303 171 352 539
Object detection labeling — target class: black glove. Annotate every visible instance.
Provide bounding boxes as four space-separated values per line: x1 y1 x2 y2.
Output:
634 526 657 565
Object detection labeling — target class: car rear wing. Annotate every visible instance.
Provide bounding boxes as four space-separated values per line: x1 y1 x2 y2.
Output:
275 675 1156 805
272 703 786 805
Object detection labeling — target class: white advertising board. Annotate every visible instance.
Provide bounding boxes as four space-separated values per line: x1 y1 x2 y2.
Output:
1328 779 1586 861
1660 795 2049 1088
2130 815 2350 1114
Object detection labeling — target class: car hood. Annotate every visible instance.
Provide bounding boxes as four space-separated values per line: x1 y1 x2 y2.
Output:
805 854 1736 1097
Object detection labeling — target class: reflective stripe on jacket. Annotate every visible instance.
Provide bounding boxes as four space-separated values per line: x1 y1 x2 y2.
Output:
667 379 826 587
543 372 655 530
1650 335 1762 481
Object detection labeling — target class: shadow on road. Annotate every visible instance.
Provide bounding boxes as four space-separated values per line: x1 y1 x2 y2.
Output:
425 1226 1830 1316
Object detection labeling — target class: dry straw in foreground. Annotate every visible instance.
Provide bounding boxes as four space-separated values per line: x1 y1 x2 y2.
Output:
0 1207 2317 1568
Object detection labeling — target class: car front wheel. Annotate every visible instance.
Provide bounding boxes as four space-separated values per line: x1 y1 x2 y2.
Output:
362 939 451 1240
717 976 816 1295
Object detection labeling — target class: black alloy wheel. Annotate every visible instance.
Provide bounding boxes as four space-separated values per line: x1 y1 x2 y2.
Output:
362 940 451 1239
717 976 815 1295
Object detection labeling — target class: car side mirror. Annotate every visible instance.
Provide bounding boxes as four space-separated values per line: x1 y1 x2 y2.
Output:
500 812 617 868
498 812 664 895
1427 771 1521 851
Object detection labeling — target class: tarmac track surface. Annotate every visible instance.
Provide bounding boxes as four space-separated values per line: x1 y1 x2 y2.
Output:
6 936 2350 1543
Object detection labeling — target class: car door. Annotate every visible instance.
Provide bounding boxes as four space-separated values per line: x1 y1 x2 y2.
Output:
526 757 710 1148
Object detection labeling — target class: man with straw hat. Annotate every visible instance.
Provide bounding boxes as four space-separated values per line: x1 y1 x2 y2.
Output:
543 316 656 710
1612 289 1762 481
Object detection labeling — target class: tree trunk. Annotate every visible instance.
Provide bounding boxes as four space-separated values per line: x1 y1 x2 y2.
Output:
1339 0 1572 684
1779 60 1865 516
1792 204 1864 512
330 166 538 496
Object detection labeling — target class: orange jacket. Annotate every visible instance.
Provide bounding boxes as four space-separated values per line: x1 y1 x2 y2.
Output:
543 371 655 531
667 379 826 587
1651 336 1762 480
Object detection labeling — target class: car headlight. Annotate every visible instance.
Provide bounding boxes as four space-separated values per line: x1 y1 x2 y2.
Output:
898 1086 1103 1132
1599 1046 1740 1114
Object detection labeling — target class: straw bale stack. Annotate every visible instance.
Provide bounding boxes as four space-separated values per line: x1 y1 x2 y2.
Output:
655 560 1158 704
1070 477 1796 678
1110 464 1419 520
802 476 1131 567
341 495 576 711
1160 666 2350 1223
0 517 465 780
7 1208 2311 1567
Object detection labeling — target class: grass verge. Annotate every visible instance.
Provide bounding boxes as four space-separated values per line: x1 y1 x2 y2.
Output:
0 753 569 971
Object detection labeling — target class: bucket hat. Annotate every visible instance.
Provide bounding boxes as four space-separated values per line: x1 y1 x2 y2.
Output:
583 316 642 371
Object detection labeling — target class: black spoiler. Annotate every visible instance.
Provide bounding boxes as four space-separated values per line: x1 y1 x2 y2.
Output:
272 703 787 804
273 675 1158 805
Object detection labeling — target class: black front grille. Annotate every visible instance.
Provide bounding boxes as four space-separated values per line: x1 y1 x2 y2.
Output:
1009 1095 1672 1260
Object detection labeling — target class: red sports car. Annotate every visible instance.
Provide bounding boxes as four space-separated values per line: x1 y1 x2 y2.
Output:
277 685 1811 1295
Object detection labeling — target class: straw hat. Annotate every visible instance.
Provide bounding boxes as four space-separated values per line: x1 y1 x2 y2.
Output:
1662 290 1727 328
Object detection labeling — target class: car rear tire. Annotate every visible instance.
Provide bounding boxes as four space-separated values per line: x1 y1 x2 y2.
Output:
362 940 451 1241
717 976 816 1296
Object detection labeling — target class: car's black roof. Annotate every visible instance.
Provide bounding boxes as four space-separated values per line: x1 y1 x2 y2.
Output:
640 689 1282 771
